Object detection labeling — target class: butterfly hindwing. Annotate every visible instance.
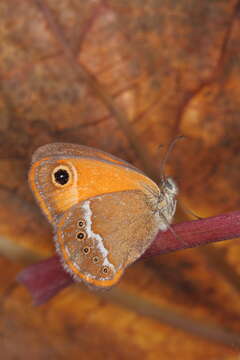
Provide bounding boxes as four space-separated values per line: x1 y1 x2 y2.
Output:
55 189 161 288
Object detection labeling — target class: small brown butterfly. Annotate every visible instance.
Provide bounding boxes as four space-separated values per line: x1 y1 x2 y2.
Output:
29 143 177 289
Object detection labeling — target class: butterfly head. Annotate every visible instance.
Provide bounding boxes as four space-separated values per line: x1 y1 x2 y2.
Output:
162 177 178 197
155 176 178 230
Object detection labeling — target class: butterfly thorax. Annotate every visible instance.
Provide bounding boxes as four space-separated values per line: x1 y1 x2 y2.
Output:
144 177 177 231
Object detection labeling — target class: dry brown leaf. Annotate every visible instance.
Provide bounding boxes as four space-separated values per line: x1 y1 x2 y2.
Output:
1 0 240 358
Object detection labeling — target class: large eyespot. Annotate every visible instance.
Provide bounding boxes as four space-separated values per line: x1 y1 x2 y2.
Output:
76 231 86 240
52 165 72 187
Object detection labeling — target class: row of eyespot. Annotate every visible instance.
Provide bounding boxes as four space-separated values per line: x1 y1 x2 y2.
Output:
77 219 109 274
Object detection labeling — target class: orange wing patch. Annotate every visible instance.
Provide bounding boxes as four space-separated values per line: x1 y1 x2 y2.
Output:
29 157 159 224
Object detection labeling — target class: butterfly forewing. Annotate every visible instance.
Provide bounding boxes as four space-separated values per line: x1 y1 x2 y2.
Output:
29 145 159 225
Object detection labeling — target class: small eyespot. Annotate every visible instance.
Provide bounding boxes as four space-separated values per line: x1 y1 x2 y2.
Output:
83 247 90 255
92 256 99 264
78 220 85 228
102 266 108 274
52 165 72 187
76 231 86 240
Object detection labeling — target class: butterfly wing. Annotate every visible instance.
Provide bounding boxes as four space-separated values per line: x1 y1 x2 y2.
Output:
55 189 161 288
29 143 159 224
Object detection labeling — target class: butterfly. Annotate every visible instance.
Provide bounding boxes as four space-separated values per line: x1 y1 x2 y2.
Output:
29 143 177 289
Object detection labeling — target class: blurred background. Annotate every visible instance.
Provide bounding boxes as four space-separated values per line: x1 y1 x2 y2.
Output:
1 0 240 359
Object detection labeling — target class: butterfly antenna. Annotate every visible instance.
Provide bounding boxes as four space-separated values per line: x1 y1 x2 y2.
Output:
159 135 186 184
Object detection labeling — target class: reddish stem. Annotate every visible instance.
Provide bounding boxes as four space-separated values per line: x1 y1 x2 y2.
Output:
17 256 72 305
142 211 240 257
17 211 240 305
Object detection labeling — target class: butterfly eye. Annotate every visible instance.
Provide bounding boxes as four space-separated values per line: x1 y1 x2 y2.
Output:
82 246 90 255
76 231 86 240
165 177 178 195
92 256 99 263
102 266 109 274
78 220 85 228
52 165 71 187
